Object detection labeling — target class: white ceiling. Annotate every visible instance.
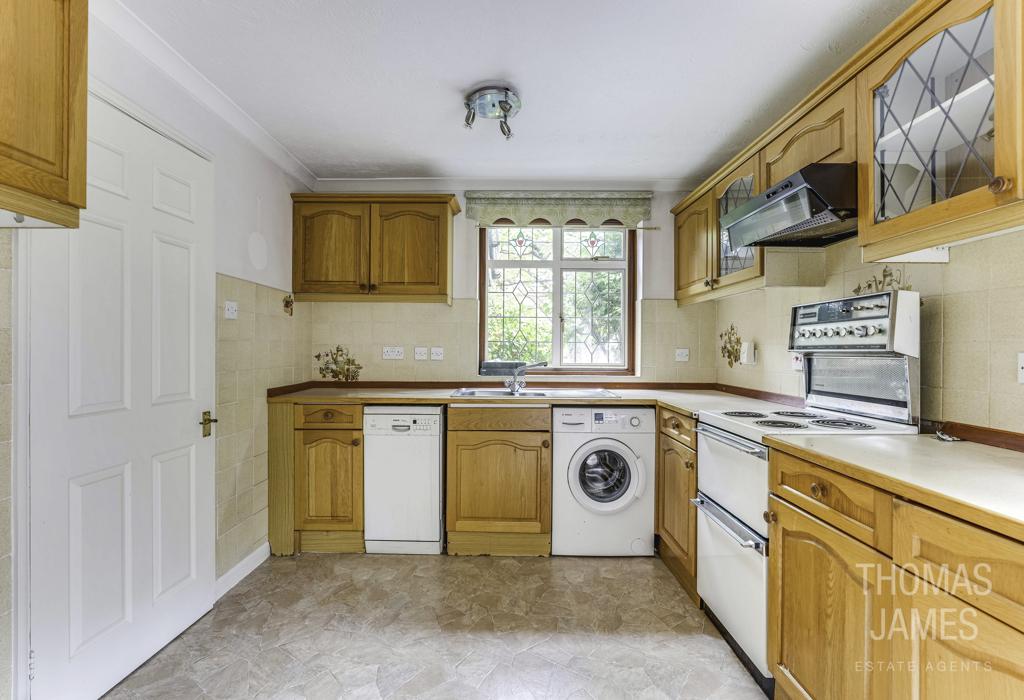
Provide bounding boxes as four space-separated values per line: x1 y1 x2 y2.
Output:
118 0 914 187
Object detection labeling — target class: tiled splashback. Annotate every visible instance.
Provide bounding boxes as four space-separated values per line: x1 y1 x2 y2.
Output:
715 233 1024 433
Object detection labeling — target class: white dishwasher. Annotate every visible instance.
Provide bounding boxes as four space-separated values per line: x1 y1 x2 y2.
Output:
363 406 443 554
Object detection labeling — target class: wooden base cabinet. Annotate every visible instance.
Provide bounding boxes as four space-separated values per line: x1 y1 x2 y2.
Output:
446 430 552 556
657 434 697 601
768 495 894 700
293 429 364 552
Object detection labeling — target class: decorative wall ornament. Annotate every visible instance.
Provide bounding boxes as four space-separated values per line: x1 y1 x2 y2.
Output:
464 190 653 228
315 345 362 382
282 294 294 317
851 265 912 295
719 324 743 368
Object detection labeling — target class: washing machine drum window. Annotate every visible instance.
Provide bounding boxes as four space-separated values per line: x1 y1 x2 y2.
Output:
568 439 644 514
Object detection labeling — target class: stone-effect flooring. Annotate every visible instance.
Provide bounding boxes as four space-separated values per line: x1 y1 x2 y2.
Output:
105 554 763 699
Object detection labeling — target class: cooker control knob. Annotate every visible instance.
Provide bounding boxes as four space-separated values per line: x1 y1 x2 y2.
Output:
812 328 824 338
837 327 849 337
824 327 835 337
799 329 811 338
629 416 641 427
854 325 868 337
866 325 878 336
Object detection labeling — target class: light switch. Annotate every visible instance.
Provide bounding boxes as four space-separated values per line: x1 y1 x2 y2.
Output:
414 346 428 361
1018 352 1024 384
430 347 444 361
223 300 238 320
382 346 404 360
674 348 690 362
740 342 757 365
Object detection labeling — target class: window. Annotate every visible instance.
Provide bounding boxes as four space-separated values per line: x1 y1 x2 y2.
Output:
479 225 635 373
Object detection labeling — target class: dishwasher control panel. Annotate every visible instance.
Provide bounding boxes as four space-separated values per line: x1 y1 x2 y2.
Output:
364 414 441 435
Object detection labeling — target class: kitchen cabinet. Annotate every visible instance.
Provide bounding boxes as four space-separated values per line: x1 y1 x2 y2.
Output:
446 407 552 556
293 429 364 552
763 81 857 187
672 191 714 301
892 580 1024 698
711 153 764 289
856 0 1024 259
292 193 460 303
0 0 88 228
767 495 895 700
657 434 697 601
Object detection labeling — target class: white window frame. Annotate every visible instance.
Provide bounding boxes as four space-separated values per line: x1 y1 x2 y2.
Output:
481 225 632 371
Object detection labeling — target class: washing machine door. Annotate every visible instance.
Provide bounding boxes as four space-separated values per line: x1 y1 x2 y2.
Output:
567 438 644 514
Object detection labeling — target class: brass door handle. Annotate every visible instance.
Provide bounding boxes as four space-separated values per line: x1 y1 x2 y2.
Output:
322 410 335 420
359 283 368 292
763 510 777 524
684 460 695 471
369 283 379 292
703 278 712 288
350 437 361 447
542 440 551 449
671 420 681 431
809 482 827 499
989 176 1013 194
199 410 218 437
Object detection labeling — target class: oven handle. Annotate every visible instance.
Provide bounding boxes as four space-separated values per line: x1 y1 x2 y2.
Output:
692 495 768 556
696 424 768 460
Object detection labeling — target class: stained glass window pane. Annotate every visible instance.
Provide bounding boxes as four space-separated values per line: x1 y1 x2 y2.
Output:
873 8 995 222
561 270 624 366
562 229 626 260
718 174 757 277
486 227 554 261
484 267 553 363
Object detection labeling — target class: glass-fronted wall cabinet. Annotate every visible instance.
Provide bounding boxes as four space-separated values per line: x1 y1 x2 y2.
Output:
712 154 763 288
856 0 1023 248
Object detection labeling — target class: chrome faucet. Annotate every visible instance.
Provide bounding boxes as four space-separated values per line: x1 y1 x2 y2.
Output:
504 361 547 395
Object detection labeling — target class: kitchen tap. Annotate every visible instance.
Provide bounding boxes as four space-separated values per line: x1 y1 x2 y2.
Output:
504 361 547 395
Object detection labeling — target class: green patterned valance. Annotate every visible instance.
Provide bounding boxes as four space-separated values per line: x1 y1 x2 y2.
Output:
464 190 653 228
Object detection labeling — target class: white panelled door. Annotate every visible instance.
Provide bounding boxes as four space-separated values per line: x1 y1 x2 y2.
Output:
28 95 216 699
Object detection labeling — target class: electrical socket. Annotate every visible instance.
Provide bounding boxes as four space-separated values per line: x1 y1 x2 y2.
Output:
1018 352 1024 384
430 347 444 361
790 353 805 372
674 348 690 362
223 300 238 320
414 346 428 361
382 345 404 360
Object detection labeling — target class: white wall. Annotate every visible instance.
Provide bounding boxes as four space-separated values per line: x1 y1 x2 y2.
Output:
88 16 310 291
314 178 684 300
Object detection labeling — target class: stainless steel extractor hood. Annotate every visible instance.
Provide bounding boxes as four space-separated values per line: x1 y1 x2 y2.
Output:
719 163 858 247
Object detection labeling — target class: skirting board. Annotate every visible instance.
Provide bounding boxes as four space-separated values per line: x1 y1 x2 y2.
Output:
215 541 270 599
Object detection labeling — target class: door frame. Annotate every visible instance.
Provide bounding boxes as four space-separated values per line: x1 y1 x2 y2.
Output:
12 78 215 699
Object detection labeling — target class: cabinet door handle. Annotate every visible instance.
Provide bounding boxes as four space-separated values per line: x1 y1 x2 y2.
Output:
542 439 551 448
684 460 695 471
670 420 681 431
703 278 712 288
809 482 827 499
322 410 335 420
989 176 1013 194
763 510 778 524
369 283 379 292
350 437 361 447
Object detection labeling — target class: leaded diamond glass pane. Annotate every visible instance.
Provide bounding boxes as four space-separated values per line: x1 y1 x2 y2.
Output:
486 227 553 261
718 174 756 277
561 270 624 366
562 229 626 260
485 267 553 363
873 7 995 223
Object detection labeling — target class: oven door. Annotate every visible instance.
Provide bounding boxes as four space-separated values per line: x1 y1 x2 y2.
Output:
694 492 770 678
696 423 769 537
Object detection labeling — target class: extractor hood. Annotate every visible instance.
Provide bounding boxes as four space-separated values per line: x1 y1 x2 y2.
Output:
719 163 858 247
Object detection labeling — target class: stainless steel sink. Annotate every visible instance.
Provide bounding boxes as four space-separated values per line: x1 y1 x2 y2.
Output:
450 388 620 399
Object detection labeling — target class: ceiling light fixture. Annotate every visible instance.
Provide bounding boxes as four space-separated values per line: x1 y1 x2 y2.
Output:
463 85 520 141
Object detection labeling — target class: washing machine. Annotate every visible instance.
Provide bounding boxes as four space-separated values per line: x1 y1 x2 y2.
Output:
552 407 656 556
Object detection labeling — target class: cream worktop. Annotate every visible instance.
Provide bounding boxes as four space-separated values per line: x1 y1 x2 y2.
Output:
267 386 798 418
766 434 1024 543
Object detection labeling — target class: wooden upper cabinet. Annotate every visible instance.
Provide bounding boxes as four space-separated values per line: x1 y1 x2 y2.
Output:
658 435 696 577
767 495 894 700
0 0 87 228
293 202 371 295
673 191 714 301
763 81 857 187
372 202 449 296
446 430 552 536
292 194 459 302
857 0 1023 256
293 429 363 532
712 153 764 289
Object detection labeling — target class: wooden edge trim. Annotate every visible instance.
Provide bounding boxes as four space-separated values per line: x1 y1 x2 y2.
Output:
938 422 1024 454
290 192 461 214
670 0 947 214
268 380 718 398
713 383 805 407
